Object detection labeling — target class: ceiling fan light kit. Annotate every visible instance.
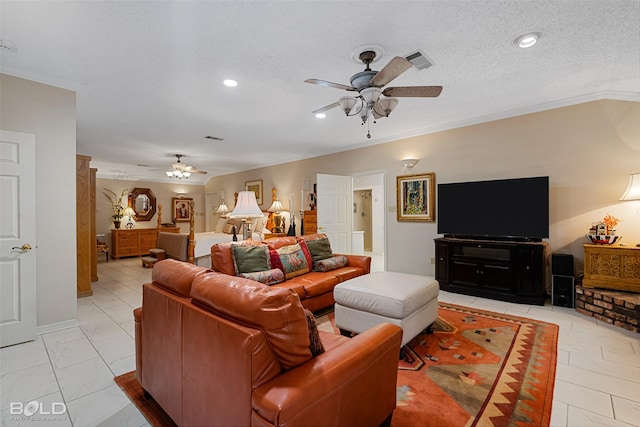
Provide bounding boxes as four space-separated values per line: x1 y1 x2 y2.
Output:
306 48 442 138
165 154 207 179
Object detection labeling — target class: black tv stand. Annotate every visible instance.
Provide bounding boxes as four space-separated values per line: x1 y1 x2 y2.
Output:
443 234 543 243
435 237 547 305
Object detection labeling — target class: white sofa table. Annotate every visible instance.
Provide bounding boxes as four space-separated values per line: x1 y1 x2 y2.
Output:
334 271 439 347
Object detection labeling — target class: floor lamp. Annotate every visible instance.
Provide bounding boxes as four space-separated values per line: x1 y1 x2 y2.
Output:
229 191 264 240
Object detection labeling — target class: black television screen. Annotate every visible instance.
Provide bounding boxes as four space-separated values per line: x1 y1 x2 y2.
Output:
437 176 549 240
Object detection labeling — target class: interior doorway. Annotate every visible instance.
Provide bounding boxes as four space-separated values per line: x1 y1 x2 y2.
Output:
353 172 385 271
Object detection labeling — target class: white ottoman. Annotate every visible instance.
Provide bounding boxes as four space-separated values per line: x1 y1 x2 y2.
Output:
334 272 439 347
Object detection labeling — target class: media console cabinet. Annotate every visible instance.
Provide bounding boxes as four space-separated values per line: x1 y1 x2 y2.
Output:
435 237 547 305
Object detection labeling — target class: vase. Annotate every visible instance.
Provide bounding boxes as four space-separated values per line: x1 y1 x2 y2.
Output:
114 220 121 230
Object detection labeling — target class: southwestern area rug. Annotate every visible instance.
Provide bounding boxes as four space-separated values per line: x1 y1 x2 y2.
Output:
115 302 558 427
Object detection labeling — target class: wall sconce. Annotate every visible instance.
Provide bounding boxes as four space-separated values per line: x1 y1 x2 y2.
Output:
620 173 640 201
402 158 419 168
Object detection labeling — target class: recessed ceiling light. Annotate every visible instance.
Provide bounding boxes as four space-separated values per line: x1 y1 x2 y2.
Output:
315 113 326 119
223 79 237 87
514 32 541 49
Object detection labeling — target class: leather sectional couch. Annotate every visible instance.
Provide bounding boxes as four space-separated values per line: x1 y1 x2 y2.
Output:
210 233 371 312
134 259 402 426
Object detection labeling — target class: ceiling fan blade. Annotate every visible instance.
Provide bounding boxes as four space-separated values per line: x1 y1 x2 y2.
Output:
371 56 412 87
312 102 340 115
184 165 207 174
382 86 443 97
305 79 356 91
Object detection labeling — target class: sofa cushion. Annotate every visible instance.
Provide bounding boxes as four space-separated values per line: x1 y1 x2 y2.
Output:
239 268 285 286
314 255 348 272
190 272 312 371
305 237 333 263
276 243 310 279
287 272 339 298
232 244 270 274
152 259 212 297
212 241 263 276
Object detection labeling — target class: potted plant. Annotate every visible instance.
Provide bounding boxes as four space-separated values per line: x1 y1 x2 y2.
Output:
104 188 129 229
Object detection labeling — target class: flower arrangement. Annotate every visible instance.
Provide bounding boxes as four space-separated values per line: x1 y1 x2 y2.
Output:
103 188 129 221
602 214 621 231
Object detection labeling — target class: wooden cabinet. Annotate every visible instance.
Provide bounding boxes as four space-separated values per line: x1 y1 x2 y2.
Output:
112 229 159 259
303 210 317 235
435 237 547 305
76 155 94 297
583 244 640 293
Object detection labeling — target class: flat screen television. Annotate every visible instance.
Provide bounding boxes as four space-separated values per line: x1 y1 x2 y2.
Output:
437 176 549 241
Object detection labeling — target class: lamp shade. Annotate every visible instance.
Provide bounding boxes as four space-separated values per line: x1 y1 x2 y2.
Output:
620 173 640 201
216 202 230 214
123 207 136 217
229 191 263 218
268 199 285 213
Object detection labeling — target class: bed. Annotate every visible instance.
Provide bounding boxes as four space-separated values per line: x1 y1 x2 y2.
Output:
157 204 289 267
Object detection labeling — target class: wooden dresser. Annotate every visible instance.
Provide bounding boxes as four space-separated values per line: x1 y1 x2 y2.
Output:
112 229 159 259
303 210 317 235
583 244 640 293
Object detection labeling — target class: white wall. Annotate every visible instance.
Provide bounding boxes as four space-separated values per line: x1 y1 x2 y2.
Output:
206 100 640 280
1 74 77 328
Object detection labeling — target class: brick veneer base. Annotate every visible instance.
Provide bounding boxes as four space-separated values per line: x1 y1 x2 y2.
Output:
575 285 640 333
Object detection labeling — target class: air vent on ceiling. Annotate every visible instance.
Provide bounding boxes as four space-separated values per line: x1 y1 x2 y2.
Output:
404 50 434 70
205 136 224 141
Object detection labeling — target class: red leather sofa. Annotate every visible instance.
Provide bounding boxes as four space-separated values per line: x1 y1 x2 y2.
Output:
134 259 402 427
210 233 371 312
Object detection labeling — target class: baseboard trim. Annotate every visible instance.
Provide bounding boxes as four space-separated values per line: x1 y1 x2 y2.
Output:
37 319 80 335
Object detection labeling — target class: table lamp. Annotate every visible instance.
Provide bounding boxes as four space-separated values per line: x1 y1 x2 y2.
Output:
216 202 230 218
229 191 263 240
123 207 136 229
267 199 286 233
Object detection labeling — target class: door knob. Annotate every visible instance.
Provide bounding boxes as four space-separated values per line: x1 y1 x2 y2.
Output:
318 226 326 231
12 244 32 252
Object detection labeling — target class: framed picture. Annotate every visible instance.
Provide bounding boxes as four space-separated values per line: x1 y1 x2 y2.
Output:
396 173 436 222
172 197 193 222
245 179 263 205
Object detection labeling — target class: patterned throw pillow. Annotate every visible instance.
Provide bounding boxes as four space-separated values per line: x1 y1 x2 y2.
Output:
239 268 285 286
304 308 325 356
314 255 348 272
298 240 314 268
305 237 333 263
231 244 270 274
276 243 310 279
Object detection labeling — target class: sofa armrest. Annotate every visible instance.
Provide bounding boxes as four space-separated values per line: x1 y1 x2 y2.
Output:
251 322 402 427
133 307 142 385
338 254 371 274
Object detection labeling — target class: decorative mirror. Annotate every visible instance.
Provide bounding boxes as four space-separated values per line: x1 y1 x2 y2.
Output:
128 188 156 221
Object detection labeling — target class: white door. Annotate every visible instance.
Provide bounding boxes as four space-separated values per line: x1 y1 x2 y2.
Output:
316 174 352 253
205 192 219 231
1 130 37 347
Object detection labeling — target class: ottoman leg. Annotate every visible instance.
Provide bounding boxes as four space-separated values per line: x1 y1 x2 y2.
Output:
339 328 353 338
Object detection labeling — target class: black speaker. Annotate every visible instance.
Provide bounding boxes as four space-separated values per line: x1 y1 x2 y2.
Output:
552 253 574 276
552 275 575 308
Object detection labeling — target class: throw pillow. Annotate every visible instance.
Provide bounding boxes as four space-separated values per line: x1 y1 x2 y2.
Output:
314 255 349 272
269 249 285 273
240 268 285 286
277 243 310 279
305 237 333 263
231 244 270 274
304 308 325 356
298 240 314 268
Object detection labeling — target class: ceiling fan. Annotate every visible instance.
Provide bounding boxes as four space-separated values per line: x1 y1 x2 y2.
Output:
305 50 442 138
165 154 207 179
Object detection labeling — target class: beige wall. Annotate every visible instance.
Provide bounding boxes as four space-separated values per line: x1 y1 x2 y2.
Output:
1 74 77 328
206 100 640 278
96 178 206 243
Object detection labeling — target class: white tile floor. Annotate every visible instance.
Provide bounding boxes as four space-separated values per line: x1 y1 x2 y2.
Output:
2 257 640 427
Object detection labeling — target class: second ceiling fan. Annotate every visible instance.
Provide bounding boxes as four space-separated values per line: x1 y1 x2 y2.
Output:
305 50 442 138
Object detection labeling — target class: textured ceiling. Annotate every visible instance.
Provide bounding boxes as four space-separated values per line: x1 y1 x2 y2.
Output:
2 0 639 184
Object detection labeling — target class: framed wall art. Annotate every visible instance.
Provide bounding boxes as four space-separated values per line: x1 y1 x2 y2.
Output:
396 173 435 222
245 179 263 205
172 197 193 223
